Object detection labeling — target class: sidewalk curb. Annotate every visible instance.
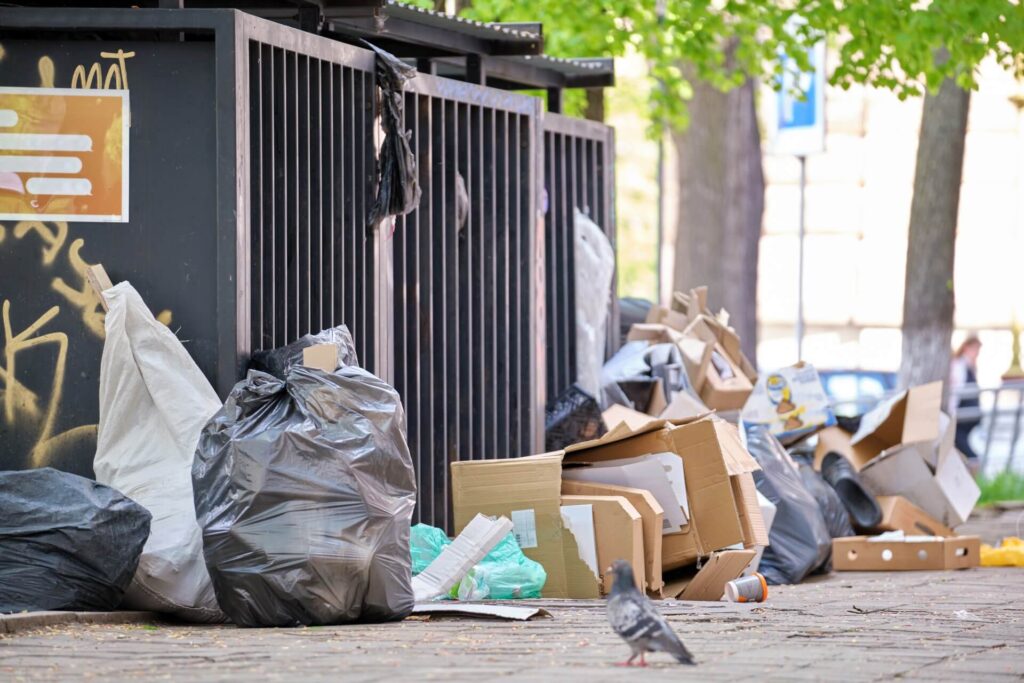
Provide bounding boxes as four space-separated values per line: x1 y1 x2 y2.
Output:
0 611 162 635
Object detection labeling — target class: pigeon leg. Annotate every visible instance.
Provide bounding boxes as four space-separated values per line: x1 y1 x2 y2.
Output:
638 652 648 668
615 652 638 667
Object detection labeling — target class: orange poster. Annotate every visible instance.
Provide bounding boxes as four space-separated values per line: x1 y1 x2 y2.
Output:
0 87 129 222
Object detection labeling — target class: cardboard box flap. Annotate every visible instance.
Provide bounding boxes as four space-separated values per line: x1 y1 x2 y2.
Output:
603 404 659 432
660 390 709 421
561 480 665 594
732 472 770 547
627 323 685 346
664 549 756 600
851 382 942 448
713 421 761 475
565 414 710 455
561 494 645 593
876 496 955 537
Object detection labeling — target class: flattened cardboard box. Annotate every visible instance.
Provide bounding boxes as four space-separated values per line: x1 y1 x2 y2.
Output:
561 480 665 594
875 496 955 537
833 535 980 571
561 494 645 594
451 454 600 599
564 416 765 570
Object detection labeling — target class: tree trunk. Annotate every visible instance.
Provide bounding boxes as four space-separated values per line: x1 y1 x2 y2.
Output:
671 76 764 363
899 78 971 390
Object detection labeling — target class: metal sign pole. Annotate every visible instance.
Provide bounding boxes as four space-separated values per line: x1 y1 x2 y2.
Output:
796 154 807 362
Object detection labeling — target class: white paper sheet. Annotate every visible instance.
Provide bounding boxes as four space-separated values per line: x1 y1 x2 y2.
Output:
560 504 599 581
563 456 687 533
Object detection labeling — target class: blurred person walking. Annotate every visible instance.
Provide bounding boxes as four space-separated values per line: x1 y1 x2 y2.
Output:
948 336 982 465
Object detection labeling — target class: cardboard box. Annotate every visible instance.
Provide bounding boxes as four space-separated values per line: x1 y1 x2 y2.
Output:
741 363 836 443
561 494 645 594
848 382 944 467
450 454 601 599
561 480 665 594
858 442 980 527
679 317 754 411
833 535 980 571
564 416 764 570
875 496 955 537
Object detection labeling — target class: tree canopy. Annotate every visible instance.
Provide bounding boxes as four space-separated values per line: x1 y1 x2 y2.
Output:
438 0 1024 131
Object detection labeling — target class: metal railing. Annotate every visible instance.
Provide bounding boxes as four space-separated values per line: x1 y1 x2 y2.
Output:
392 77 544 528
956 381 1024 474
542 113 617 402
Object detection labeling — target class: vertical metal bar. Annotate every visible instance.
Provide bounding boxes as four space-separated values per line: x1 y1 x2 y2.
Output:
528 99 544 452
344 68 355 349
273 47 287 349
519 114 533 452
507 113 521 457
482 107 497 462
417 94 434 525
457 101 472 464
543 130 556 401
470 104 484 461
361 72 376 369
495 109 510 459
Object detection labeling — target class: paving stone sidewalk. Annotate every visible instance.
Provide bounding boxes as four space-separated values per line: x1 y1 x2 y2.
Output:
3 508 1023 682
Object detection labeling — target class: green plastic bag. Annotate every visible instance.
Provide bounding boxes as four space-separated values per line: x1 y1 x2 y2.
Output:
410 525 546 599
410 523 450 575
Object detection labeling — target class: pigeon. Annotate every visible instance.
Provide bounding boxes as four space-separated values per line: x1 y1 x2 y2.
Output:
606 559 695 666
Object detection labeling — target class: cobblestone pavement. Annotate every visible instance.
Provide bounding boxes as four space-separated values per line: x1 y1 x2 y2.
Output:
3 509 1023 682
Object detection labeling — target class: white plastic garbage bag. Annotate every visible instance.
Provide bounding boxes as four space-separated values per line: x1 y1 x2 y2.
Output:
94 282 223 621
574 209 615 398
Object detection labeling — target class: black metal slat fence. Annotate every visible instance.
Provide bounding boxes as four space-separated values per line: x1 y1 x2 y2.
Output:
393 78 543 527
543 113 618 403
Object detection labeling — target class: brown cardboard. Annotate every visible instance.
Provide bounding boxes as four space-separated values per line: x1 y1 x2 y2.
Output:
627 322 685 346
662 549 756 600
85 263 114 312
700 342 754 410
562 494 645 594
645 304 690 331
646 378 669 416
302 343 339 372
849 382 943 463
660 390 708 421
602 404 658 432
564 417 749 570
732 473 770 548
832 535 980 571
450 454 600 599
561 480 665 594
875 496 955 537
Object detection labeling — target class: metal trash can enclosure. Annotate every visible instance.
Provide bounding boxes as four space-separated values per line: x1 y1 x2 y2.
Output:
543 112 617 402
0 9 387 476
392 78 544 527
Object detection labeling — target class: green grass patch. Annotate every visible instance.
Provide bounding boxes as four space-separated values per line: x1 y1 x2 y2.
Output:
977 471 1024 506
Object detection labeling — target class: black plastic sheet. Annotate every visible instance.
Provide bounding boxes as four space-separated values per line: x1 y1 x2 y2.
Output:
0 468 151 613
545 383 607 451
746 426 832 585
799 464 855 540
193 364 417 627
365 41 421 227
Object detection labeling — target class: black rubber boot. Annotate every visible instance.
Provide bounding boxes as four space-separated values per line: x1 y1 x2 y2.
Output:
820 451 883 530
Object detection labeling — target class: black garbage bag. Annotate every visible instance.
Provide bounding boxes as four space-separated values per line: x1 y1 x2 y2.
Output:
600 340 691 411
250 324 359 379
192 365 417 627
545 383 606 451
0 468 151 613
798 464 855 540
745 426 831 585
365 41 421 227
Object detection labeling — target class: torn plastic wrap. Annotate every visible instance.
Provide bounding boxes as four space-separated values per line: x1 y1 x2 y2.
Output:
365 41 421 227
249 324 359 379
545 383 607 451
599 340 691 412
94 282 224 622
0 469 151 613
745 426 832 585
192 364 417 627
574 209 615 399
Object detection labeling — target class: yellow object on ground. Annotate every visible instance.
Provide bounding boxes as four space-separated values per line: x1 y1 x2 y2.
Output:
981 537 1024 567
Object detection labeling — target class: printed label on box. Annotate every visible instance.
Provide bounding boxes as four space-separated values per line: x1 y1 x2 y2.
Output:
510 508 538 549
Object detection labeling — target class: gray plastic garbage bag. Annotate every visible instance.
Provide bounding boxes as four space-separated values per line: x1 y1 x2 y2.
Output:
745 426 831 585
0 468 151 613
192 365 417 627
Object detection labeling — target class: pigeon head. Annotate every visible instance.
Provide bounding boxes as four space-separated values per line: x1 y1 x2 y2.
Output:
608 559 636 593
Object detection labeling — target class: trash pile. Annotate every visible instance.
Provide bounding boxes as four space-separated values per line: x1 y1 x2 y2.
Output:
1 271 417 626
453 285 987 603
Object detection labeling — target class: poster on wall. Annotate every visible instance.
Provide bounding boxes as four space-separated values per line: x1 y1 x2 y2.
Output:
0 86 129 222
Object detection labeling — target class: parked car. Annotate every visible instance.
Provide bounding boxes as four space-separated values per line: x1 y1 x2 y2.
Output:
817 369 898 417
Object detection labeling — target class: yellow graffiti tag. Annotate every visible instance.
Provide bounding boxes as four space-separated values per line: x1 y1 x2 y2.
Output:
13 221 67 266
51 239 106 338
71 49 134 90
38 55 54 88
2 301 68 466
